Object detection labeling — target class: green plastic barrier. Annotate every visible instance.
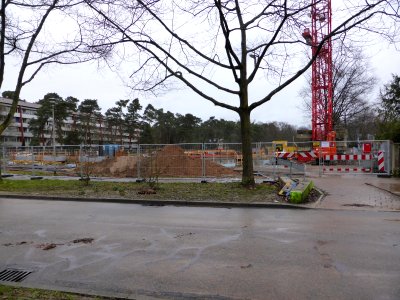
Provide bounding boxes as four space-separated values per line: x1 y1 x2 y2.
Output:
289 181 314 204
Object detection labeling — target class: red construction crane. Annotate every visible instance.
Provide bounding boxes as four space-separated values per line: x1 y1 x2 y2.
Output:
302 0 333 142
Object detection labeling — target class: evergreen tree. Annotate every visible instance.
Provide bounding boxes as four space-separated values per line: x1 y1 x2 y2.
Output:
78 99 101 145
125 98 142 145
377 75 400 142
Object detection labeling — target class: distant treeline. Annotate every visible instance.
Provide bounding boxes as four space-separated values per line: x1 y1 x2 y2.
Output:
14 91 299 145
139 112 299 144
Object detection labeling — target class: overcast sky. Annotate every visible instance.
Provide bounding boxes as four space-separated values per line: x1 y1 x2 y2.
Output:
2 2 400 128
4 43 397 128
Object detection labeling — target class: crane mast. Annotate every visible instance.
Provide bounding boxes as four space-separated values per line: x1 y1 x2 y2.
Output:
303 0 333 141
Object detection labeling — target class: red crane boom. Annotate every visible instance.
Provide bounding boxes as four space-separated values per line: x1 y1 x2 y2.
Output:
303 0 333 141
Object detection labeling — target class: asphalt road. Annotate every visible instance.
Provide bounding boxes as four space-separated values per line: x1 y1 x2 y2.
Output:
0 198 399 300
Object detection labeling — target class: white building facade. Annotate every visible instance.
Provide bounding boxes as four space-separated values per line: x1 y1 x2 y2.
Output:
0 97 136 147
0 97 41 147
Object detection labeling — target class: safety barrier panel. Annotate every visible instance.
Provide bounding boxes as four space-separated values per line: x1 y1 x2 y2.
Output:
378 151 385 172
297 151 317 161
324 154 372 161
322 167 372 173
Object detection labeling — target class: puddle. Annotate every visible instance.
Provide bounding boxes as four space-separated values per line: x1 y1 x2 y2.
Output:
373 183 400 194
386 183 400 193
342 203 374 207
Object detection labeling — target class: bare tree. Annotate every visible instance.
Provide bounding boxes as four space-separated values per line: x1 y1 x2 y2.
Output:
82 0 399 186
300 42 377 132
346 107 378 141
0 0 100 145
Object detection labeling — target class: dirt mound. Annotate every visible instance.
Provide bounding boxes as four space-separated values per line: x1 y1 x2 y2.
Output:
92 156 138 177
140 145 237 177
91 145 236 178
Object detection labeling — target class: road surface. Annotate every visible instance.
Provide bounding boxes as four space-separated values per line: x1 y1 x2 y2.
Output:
0 198 399 299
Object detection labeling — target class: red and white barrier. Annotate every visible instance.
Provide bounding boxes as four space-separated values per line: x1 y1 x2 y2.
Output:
324 154 372 161
276 150 386 174
277 151 317 160
323 167 372 173
276 152 296 159
297 151 317 160
378 151 385 172
277 152 373 161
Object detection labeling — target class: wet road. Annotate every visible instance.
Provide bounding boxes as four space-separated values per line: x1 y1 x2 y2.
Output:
0 198 399 300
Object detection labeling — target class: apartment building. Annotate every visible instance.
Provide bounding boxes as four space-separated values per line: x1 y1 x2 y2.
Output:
0 97 136 147
0 97 42 147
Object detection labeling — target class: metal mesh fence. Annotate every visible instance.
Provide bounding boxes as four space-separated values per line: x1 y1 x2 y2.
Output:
318 140 390 175
394 143 400 173
0 140 392 179
137 144 205 179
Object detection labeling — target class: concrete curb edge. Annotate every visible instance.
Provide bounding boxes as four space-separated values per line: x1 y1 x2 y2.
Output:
0 194 312 209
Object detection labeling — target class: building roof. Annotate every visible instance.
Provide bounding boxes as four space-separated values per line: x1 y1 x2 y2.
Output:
0 97 40 109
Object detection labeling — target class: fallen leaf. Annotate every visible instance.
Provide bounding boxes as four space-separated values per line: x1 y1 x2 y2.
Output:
71 238 94 244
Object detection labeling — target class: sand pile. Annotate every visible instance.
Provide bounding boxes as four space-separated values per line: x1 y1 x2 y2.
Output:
91 145 236 178
92 156 138 177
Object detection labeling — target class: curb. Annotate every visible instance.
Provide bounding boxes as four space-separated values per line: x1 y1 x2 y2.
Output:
308 187 325 208
0 194 311 210
365 183 400 197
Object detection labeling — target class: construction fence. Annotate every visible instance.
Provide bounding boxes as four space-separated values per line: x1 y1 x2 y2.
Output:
393 143 400 175
0 140 393 180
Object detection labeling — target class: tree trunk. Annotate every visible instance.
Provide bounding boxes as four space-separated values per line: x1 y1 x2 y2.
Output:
239 109 255 187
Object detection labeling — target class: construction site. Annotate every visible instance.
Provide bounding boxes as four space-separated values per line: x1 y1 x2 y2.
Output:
1 0 399 181
2 139 394 180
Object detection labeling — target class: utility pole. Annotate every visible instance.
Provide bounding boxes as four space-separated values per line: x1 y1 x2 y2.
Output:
49 98 57 173
52 102 55 156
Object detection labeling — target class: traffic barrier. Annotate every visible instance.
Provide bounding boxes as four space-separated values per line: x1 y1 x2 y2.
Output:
378 151 385 172
276 151 317 160
290 180 314 204
276 152 296 159
297 151 317 160
324 154 372 161
278 176 314 203
278 176 296 196
278 152 374 162
323 167 372 173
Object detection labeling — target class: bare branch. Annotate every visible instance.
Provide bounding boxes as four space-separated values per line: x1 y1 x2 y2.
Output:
249 0 390 111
